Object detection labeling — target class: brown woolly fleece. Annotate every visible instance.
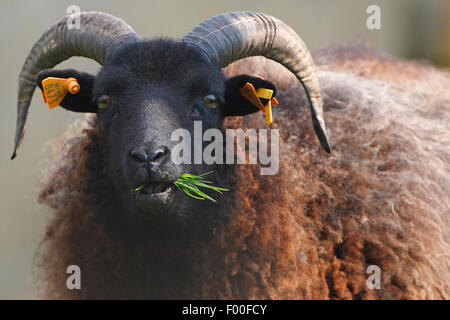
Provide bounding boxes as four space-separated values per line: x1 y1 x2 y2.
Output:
36 45 449 299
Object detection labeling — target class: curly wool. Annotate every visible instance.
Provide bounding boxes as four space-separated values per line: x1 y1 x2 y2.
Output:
36 45 449 299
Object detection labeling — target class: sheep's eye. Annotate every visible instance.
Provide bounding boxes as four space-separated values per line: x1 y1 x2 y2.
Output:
98 95 112 110
203 94 219 109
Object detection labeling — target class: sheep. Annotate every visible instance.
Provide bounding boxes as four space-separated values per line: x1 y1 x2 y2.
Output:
12 12 449 299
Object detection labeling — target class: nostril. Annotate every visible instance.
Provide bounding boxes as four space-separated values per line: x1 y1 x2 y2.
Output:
129 146 169 164
129 150 147 163
147 147 168 163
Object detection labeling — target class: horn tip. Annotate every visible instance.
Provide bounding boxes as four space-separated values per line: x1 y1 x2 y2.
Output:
321 140 331 153
312 119 331 153
11 132 23 160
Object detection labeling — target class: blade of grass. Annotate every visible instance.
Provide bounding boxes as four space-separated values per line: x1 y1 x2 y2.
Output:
176 182 216 202
173 171 229 202
198 171 214 177
188 181 228 193
180 187 206 200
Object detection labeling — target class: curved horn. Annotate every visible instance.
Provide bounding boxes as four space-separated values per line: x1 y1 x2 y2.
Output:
11 11 141 159
182 11 331 152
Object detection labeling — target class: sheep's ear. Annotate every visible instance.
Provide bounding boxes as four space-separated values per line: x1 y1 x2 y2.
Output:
222 75 277 117
36 69 98 113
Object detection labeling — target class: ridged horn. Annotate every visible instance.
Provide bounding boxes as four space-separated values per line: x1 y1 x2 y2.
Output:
11 11 141 159
182 11 331 152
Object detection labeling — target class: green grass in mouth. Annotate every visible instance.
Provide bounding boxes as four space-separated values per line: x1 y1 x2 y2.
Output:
133 171 229 202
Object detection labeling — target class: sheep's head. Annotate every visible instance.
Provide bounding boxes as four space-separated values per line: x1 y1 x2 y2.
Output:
12 11 330 221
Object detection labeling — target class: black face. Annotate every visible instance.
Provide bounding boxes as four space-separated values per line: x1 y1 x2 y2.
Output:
36 39 277 221
95 41 226 217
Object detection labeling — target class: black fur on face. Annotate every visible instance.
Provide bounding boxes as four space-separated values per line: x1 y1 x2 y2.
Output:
36 39 277 225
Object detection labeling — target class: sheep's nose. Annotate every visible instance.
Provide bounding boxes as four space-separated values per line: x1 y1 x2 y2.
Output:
147 148 167 163
129 146 168 164
129 150 147 163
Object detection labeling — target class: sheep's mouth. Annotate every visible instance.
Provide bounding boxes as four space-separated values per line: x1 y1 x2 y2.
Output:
138 182 172 195
133 181 175 209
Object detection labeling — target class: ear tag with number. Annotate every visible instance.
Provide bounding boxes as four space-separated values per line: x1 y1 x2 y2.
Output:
240 82 279 125
41 77 80 109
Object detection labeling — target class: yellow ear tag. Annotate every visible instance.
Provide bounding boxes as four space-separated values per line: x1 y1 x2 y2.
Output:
256 88 274 125
240 82 278 125
41 77 80 109
240 82 265 112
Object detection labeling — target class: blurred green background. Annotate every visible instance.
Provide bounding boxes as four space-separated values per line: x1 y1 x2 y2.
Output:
1 0 449 299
